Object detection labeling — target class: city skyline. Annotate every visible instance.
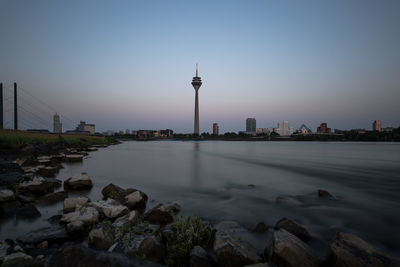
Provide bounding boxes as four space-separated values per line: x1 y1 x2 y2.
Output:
1 1 400 132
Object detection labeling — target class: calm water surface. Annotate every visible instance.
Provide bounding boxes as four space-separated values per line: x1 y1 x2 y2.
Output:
2 141 400 257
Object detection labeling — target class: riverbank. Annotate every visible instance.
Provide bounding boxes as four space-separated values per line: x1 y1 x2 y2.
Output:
1 141 400 266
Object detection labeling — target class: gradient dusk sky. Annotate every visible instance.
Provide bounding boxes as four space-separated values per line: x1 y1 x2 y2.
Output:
1 0 399 133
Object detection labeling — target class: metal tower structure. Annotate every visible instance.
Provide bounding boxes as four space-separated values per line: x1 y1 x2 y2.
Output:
191 63 202 135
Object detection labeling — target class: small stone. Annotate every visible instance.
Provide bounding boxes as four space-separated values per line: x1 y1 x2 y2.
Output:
13 245 25 253
39 191 68 204
275 217 311 241
61 206 99 226
65 154 84 162
88 226 114 251
38 166 57 177
90 198 129 219
252 222 268 233
1 252 33 267
0 189 15 202
66 220 85 234
318 189 335 199
64 173 93 190
36 241 48 249
144 204 173 225
63 197 89 213
190 245 215 267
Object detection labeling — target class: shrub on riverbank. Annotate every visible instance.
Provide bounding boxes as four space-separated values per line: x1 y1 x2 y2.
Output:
0 129 115 148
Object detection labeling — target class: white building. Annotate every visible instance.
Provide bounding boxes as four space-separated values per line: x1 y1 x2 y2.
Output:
275 121 294 136
77 121 95 135
53 113 62 133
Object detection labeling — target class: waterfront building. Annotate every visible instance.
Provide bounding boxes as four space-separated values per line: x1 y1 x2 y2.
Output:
275 121 294 136
297 124 312 134
213 123 219 135
76 121 95 135
256 128 269 134
317 122 331 134
191 64 202 135
53 113 62 133
382 127 394 132
246 118 256 133
372 120 382 132
160 129 174 137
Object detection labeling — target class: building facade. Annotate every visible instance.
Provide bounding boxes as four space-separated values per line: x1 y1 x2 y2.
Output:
256 128 269 134
213 123 219 135
372 120 382 131
53 113 62 133
317 123 331 134
76 121 96 135
246 118 256 133
275 121 294 136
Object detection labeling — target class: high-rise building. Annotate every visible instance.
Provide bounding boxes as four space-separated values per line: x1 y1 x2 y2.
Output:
53 113 62 133
213 123 219 135
317 122 331 134
191 64 202 135
275 121 294 136
372 120 381 132
246 118 256 132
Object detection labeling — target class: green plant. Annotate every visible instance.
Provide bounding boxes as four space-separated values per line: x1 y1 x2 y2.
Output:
168 215 214 267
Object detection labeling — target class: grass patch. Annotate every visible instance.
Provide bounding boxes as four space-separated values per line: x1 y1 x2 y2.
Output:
0 129 115 148
168 215 214 267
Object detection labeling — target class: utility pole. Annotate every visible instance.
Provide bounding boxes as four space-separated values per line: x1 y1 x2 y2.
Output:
14 83 18 130
0 83 3 129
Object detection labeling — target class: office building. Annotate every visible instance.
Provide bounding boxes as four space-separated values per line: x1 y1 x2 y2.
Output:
372 120 381 132
53 113 62 133
317 122 331 134
213 123 219 135
246 118 256 132
275 121 294 136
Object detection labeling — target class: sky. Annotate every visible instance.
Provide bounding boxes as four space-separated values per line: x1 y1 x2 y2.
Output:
1 0 399 133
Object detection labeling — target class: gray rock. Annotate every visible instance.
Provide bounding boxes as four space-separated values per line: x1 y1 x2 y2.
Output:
38 191 68 204
17 225 69 245
0 240 11 263
66 220 86 234
112 210 140 228
275 217 311 241
190 245 215 267
61 206 99 226
19 177 53 196
65 154 84 162
318 189 335 199
214 221 262 267
90 198 129 219
48 244 164 267
144 204 173 225
64 173 93 190
265 229 319 267
1 252 33 267
0 190 14 203
125 190 147 210
63 197 89 213
88 226 115 251
126 235 165 263
102 183 148 210
37 166 57 177
325 232 400 267
252 222 268 233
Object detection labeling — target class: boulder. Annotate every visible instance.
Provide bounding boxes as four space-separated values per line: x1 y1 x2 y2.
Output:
275 217 311 241
1 252 33 267
252 222 268 233
125 190 148 210
17 225 69 245
16 204 41 219
0 240 11 263
0 189 15 202
65 154 84 162
61 206 99 226
324 232 400 267
112 210 140 228
37 166 57 177
88 226 115 251
64 173 93 190
190 245 216 267
144 204 173 225
265 229 319 267
102 183 148 210
125 234 165 263
66 220 86 234
90 198 129 219
39 191 68 204
19 177 53 196
63 197 89 213
48 244 163 267
214 221 262 267
318 189 335 199
36 241 48 249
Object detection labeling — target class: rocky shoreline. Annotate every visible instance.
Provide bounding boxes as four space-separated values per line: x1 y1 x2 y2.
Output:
1 143 400 267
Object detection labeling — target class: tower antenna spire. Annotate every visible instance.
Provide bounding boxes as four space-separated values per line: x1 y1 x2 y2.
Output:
196 63 198 77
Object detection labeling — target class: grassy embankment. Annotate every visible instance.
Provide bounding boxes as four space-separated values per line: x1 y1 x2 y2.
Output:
0 129 115 148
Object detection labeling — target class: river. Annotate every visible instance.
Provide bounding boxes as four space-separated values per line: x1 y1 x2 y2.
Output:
1 141 400 257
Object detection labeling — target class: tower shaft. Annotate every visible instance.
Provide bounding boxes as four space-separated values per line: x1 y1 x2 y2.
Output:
194 90 199 135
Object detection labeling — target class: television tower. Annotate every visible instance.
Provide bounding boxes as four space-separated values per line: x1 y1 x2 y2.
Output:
191 63 202 135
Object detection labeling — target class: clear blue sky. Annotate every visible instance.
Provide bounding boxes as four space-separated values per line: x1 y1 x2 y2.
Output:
1 0 399 133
